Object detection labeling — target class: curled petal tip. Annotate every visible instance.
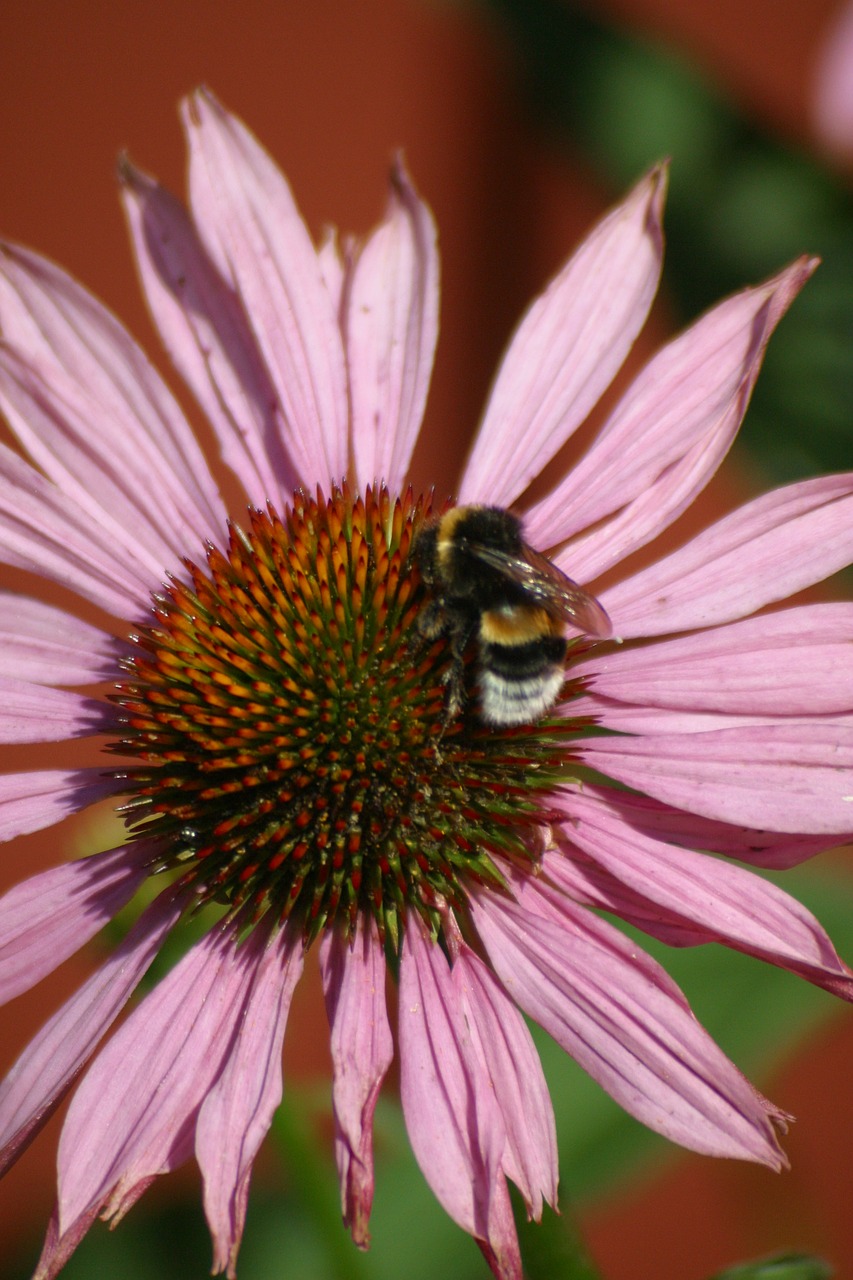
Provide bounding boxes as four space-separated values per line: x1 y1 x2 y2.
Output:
790 252 821 286
638 160 669 235
390 149 408 184
646 156 671 194
182 84 220 128
759 254 820 326
388 152 424 209
115 151 144 190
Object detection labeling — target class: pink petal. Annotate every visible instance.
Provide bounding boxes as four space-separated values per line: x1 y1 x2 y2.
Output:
399 922 523 1280
120 160 299 505
452 942 558 1219
0 345 203 574
601 472 853 639
55 919 259 1237
347 158 439 490
319 914 392 1248
0 675 102 743
459 165 666 506
574 603 853 716
0 769 121 842
531 258 816 566
580 724 853 834
182 89 348 485
571 691 838 736
0 843 150 1005
813 0 853 157
0 594 121 685
0 440 155 616
197 923 304 1278
0 885 183 1178
470 877 787 1167
0 241 224 541
551 790 853 1000
578 784 843 872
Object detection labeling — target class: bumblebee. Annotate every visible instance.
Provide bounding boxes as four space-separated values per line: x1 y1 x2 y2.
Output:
414 505 613 726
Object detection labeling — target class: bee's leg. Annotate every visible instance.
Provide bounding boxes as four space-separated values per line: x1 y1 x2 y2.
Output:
413 598 447 643
408 599 455 717
441 616 477 723
442 665 464 721
410 598 476 724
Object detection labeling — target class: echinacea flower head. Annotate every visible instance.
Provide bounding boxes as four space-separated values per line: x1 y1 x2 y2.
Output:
2 88 853 1280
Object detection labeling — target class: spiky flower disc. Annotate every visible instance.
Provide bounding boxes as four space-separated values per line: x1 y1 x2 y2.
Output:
110 484 580 948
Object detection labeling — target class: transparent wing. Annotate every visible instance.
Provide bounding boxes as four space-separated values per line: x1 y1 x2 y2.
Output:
468 540 613 638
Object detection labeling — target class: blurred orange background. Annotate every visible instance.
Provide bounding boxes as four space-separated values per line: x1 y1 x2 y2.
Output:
1 2 852 1277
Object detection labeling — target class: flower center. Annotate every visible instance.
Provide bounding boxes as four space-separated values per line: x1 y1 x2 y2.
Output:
110 485 585 947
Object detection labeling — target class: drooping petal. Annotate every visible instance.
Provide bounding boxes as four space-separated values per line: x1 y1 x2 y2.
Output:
0 241 224 542
182 88 349 485
470 878 788 1168
120 160 299 505
399 922 523 1280
601 472 853 639
0 769 122 843
458 165 666 506
53 920 260 1243
197 923 304 1278
347 158 439 490
0 843 151 1005
319 914 393 1248
551 790 853 1000
574 603 853 717
0 675 103 743
0 885 184 1178
580 724 853 834
530 257 816 565
452 942 558 1219
0 594 121 685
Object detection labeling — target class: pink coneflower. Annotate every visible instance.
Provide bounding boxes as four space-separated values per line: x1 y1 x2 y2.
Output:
2 88 853 1280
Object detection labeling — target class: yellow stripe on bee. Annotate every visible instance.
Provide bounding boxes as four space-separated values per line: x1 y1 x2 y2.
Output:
479 605 561 645
435 506 471 572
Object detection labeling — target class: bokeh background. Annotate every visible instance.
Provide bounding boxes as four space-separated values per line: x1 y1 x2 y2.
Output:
2 2 853 1278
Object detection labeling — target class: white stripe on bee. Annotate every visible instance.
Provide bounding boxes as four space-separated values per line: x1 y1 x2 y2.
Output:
479 668 565 725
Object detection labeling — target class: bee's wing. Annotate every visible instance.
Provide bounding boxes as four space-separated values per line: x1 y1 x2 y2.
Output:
469 541 613 639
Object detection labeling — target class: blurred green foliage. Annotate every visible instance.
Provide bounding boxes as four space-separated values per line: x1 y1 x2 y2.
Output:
709 1252 834 1280
486 0 853 490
